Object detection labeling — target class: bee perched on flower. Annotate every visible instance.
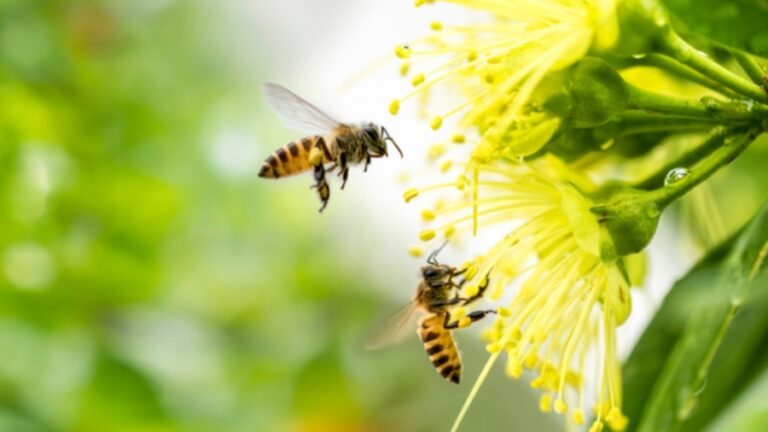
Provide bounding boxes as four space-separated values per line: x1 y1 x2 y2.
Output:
390 0 768 431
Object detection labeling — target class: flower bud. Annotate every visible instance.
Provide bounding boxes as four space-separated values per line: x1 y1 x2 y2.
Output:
590 184 661 258
567 58 628 128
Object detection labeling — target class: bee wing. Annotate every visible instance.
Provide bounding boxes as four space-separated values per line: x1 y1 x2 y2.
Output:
364 302 422 351
263 83 342 134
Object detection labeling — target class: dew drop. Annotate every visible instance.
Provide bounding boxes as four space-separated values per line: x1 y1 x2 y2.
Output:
664 167 689 186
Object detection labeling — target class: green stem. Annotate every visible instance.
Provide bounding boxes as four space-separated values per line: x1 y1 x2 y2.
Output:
634 127 743 190
625 84 768 121
644 128 759 209
616 112 721 136
732 50 768 86
659 32 768 104
628 53 742 99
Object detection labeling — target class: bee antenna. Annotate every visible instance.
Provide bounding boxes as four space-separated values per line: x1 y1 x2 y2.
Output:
382 127 403 158
427 240 450 264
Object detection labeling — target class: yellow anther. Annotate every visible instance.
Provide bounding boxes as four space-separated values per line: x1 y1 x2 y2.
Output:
451 133 465 144
440 159 453 173
464 283 479 298
403 188 418 202
410 72 426 86
419 229 436 241
408 245 423 257
395 44 412 59
505 358 523 378
455 175 467 190
427 144 446 160
389 99 401 115
444 225 456 238
589 421 604 432
430 21 443 31
430 116 443 130
452 307 466 318
530 376 545 389
421 209 436 221
463 263 478 280
458 316 472 328
523 353 538 369
399 62 410 76
539 394 552 412
486 342 503 353
498 306 511 317
554 399 568 414
572 410 585 426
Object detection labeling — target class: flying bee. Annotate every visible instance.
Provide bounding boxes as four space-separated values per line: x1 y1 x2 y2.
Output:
258 83 402 212
365 243 496 384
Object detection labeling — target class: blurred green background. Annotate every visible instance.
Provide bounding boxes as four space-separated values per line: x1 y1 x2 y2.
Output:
0 1 559 431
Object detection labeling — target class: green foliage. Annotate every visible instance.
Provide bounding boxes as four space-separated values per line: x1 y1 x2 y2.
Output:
624 202 768 431
660 0 768 56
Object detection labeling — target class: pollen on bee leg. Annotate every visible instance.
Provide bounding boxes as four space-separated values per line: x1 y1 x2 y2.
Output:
308 147 324 165
408 245 423 257
419 229 436 241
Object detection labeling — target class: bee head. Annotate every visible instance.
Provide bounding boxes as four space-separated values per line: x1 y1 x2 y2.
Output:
422 264 450 283
364 124 403 159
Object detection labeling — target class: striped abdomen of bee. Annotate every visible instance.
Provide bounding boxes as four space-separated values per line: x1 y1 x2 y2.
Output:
419 314 462 384
258 135 334 179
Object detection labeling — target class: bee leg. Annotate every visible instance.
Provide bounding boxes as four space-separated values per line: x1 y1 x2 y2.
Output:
443 309 497 329
460 275 491 306
429 297 461 309
313 164 330 212
339 153 349 190
363 154 371 172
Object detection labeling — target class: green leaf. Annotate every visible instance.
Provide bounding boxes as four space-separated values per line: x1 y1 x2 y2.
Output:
659 0 768 56
623 201 768 432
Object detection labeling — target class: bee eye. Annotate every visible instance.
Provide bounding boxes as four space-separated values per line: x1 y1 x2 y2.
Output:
423 267 442 280
364 127 378 141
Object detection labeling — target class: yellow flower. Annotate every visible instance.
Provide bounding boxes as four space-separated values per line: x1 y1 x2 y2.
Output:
406 157 631 432
392 0 618 158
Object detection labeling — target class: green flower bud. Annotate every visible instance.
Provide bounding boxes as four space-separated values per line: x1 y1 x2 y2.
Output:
590 183 661 258
567 58 628 128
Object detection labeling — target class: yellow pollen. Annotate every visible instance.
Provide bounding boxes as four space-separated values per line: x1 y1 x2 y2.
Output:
498 307 511 317
403 188 419 202
452 307 466 318
399 62 410 76
506 359 522 378
458 317 472 328
411 72 426 86
421 209 436 221
554 399 568 414
419 229 436 241
430 21 443 31
524 353 538 369
389 99 401 115
451 133 465 144
464 283 479 298
430 116 443 130
395 44 412 59
530 376 545 389
455 175 467 190
539 394 552 412
408 245 423 257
